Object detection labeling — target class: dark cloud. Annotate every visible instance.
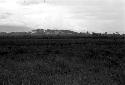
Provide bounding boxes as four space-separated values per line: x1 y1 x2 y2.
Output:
0 12 12 19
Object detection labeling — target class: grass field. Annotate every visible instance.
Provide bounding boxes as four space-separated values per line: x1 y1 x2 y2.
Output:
0 35 124 85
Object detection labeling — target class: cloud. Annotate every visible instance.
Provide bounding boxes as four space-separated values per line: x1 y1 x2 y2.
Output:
0 12 11 19
0 0 87 32
1 0 124 33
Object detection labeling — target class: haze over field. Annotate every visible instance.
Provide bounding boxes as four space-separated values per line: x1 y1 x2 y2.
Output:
0 0 125 33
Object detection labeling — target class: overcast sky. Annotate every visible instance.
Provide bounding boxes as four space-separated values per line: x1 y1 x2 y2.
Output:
0 0 125 33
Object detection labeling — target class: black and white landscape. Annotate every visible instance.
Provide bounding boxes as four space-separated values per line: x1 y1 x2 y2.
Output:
0 0 125 85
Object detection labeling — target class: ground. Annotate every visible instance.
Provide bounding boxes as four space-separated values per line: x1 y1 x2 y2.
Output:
0 35 124 85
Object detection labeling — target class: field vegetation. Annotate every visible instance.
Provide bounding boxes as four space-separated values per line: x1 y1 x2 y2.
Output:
0 34 125 85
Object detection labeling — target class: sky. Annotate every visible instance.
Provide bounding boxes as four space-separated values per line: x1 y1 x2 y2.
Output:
0 0 125 33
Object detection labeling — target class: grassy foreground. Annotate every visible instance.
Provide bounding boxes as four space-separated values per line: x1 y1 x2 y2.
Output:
0 35 124 85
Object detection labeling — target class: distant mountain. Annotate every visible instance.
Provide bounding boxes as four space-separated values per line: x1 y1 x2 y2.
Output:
0 25 78 35
31 29 78 35
0 25 30 32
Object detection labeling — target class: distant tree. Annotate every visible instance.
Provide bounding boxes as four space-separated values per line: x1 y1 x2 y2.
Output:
31 29 78 35
104 32 108 35
32 29 45 34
